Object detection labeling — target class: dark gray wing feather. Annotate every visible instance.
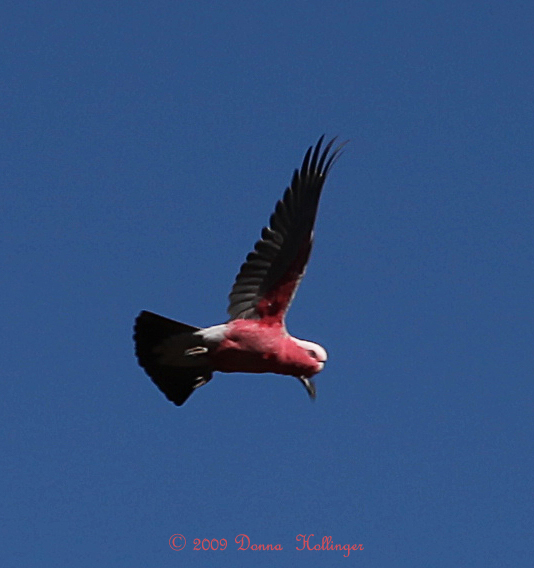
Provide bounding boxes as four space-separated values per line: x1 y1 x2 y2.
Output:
227 136 345 321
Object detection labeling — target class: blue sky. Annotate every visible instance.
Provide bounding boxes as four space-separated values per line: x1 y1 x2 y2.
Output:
2 1 533 566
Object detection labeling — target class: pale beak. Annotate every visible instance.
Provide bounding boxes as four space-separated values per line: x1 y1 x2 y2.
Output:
297 376 317 400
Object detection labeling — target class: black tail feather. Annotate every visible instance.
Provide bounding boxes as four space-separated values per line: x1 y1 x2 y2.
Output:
134 310 213 406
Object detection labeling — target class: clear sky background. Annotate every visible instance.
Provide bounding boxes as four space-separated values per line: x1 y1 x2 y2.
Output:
2 1 533 566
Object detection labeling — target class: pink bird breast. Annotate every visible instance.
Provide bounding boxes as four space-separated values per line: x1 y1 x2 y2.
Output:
208 319 325 378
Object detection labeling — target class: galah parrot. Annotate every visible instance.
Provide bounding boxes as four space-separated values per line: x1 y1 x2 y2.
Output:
134 135 345 406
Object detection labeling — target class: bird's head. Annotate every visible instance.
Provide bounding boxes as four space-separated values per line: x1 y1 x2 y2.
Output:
292 338 328 375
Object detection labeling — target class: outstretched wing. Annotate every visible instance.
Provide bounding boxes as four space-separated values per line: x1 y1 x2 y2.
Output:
227 135 345 323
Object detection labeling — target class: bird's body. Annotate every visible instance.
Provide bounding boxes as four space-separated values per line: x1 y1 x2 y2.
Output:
134 136 344 406
206 319 325 378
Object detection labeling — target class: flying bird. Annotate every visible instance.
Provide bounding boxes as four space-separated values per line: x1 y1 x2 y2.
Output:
134 135 345 406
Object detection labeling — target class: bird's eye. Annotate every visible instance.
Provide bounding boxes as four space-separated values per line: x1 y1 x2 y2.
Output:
307 349 317 359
